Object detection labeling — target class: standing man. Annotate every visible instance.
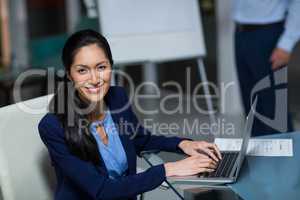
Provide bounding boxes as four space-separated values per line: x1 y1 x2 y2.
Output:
233 0 300 136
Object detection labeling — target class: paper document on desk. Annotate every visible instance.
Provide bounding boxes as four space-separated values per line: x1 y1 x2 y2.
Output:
247 139 293 157
214 138 293 157
214 138 243 151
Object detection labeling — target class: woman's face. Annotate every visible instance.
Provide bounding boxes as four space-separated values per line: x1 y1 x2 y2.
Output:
69 44 112 103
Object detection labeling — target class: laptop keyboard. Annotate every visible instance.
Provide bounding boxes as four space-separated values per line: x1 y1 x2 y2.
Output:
199 151 239 178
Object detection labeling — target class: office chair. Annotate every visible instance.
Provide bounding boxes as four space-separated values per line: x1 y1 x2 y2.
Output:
0 95 55 200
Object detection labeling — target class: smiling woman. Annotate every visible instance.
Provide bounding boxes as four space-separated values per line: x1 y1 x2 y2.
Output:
69 44 112 103
38 29 221 200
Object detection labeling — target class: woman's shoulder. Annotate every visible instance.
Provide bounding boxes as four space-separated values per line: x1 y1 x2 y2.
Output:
38 112 64 138
107 86 127 98
39 112 60 126
106 86 130 106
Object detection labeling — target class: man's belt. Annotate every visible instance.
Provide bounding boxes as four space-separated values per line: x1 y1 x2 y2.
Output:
236 21 284 32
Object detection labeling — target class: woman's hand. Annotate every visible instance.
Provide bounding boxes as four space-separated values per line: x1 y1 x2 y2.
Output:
178 140 222 162
164 155 217 177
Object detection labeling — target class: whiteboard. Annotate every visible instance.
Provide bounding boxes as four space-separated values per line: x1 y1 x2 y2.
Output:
97 0 206 64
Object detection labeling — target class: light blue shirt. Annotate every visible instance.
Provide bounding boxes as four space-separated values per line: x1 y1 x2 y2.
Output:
233 0 300 52
89 110 128 179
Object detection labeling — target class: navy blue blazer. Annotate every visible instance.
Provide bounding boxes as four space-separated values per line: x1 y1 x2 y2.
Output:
38 86 186 200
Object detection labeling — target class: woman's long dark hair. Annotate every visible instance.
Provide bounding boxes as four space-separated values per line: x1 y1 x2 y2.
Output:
49 29 114 164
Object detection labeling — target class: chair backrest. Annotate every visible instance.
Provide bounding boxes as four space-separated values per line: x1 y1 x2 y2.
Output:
0 94 55 200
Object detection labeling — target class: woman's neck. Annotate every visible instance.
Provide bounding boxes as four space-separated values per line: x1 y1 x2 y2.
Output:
88 101 107 122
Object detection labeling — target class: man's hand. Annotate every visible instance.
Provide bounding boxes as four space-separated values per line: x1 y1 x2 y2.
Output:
270 48 291 70
178 140 222 162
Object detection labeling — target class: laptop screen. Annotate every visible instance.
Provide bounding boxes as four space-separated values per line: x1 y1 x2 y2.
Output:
237 97 257 169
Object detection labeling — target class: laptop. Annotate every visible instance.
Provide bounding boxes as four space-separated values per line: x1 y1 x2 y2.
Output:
169 98 257 185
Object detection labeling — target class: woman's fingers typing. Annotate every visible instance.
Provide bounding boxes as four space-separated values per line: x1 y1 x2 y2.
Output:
196 157 217 171
197 142 222 162
209 143 222 160
164 155 219 177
